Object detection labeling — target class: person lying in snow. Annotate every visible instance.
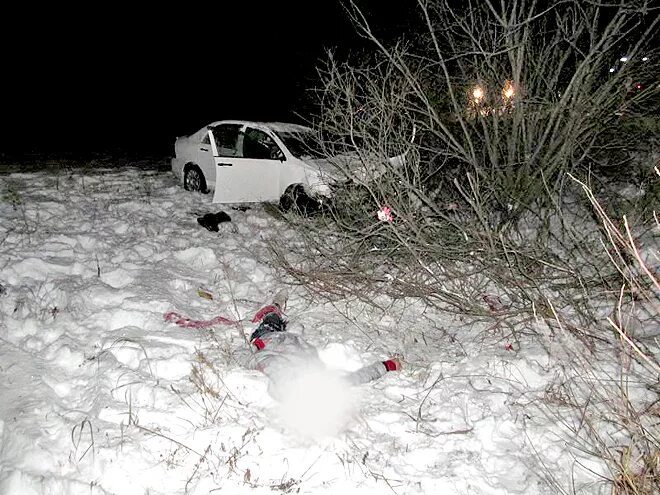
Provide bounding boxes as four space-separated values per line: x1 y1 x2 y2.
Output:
244 290 402 400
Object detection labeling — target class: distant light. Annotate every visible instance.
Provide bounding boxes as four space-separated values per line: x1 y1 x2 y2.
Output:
472 86 484 101
609 68 615 73
620 57 628 62
642 56 649 61
502 80 515 99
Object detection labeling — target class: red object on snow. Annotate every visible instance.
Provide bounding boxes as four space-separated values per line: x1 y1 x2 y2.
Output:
251 304 282 323
163 311 238 329
377 206 394 223
504 343 514 351
164 303 284 330
383 358 402 371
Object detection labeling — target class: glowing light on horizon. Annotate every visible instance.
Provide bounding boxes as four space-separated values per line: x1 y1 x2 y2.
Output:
502 80 515 99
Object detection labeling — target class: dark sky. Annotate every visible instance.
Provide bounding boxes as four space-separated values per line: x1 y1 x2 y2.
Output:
1 1 416 156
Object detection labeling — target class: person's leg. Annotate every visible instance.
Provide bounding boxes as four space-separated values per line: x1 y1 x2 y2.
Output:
344 358 402 386
250 312 286 342
250 289 289 342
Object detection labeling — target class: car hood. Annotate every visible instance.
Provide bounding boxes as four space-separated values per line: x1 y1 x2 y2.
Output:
303 155 354 179
304 150 407 184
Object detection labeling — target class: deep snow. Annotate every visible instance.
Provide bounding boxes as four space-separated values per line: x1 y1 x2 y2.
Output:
0 166 654 494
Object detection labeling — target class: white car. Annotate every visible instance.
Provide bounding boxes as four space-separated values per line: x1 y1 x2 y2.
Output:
171 120 338 206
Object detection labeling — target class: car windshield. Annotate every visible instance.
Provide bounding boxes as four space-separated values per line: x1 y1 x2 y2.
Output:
276 131 326 160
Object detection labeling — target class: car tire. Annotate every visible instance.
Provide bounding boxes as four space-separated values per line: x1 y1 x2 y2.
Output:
184 165 207 193
280 184 319 215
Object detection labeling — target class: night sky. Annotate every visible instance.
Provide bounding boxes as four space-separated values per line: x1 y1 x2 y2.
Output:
1 1 416 157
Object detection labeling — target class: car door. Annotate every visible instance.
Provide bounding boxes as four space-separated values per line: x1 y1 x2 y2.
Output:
196 131 216 187
208 123 241 199
213 126 283 203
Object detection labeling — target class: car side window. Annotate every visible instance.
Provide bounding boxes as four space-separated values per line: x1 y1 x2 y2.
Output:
242 128 284 161
211 124 241 157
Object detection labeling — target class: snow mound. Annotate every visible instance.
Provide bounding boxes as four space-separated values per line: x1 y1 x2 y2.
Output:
173 247 218 268
100 268 134 288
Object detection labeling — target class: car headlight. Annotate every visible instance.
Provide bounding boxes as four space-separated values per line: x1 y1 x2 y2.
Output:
307 181 332 197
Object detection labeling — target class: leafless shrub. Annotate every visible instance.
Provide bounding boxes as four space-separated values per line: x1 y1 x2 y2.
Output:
544 311 658 494
324 0 658 216
271 3 658 492
274 0 658 332
534 340 658 494
503 171 658 493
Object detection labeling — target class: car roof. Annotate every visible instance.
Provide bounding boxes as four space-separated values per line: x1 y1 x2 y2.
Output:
205 120 313 134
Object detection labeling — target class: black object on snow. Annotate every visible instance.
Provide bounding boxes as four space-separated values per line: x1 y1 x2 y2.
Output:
197 211 232 232
231 205 251 212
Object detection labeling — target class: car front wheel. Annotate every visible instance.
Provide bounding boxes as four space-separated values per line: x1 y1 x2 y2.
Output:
280 184 320 215
184 166 207 193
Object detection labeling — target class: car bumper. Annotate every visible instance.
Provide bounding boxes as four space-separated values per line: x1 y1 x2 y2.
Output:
171 157 184 182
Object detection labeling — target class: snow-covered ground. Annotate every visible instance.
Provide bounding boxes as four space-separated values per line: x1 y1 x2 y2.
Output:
0 166 654 494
